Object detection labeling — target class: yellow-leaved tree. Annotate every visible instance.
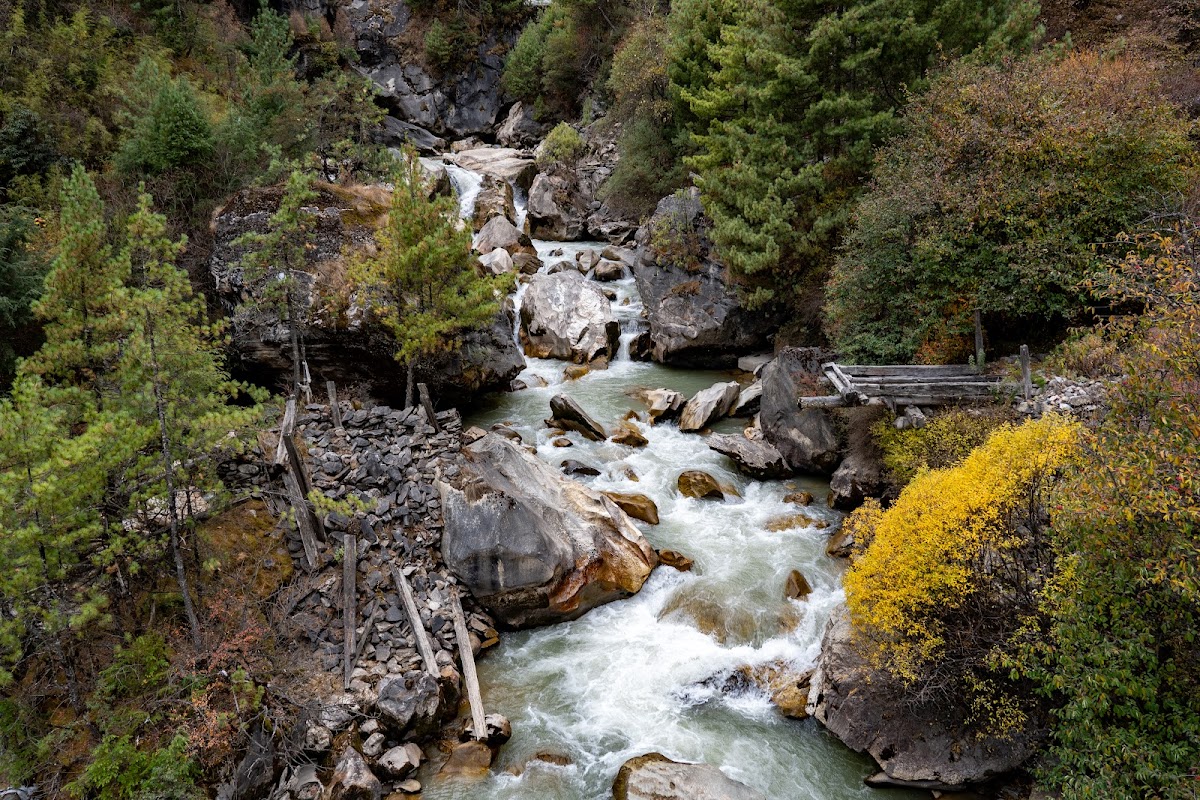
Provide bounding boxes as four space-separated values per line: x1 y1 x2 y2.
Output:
844 415 1080 713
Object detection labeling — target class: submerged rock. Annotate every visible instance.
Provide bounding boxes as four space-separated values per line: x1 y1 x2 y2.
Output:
440 434 658 628
613 753 767 800
809 607 1040 789
676 470 729 501
520 272 620 363
707 434 791 480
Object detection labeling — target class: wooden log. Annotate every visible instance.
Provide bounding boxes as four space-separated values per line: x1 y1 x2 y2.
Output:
840 373 1003 385
852 381 1004 395
824 364 855 395
282 468 318 570
274 398 297 465
800 394 852 409
450 588 487 742
837 364 980 376
282 435 326 543
391 568 439 676
417 382 440 432
342 531 357 690
1020 345 1032 402
353 606 379 676
327 381 343 429
974 309 985 370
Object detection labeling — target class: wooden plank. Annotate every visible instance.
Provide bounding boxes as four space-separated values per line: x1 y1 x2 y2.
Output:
327 381 343 429
837 365 979 377
342 531 357 690
274 398 297 465
391 568 439 676
417 382 440 433
352 606 379 676
282 468 318 570
823 363 854 395
841 373 1003 385
450 588 487 742
1020 345 1032 402
282 435 326 543
853 381 1004 395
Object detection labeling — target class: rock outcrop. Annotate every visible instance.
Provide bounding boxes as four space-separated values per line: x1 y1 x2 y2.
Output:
495 101 548 148
526 170 589 241
520 272 620 363
707 434 790 480
808 608 1039 790
613 753 767 800
440 434 658 628
209 183 523 405
759 348 839 474
472 174 516 231
829 450 884 511
680 381 741 432
632 189 782 367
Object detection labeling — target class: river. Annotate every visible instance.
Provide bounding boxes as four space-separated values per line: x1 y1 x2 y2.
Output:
420 159 920 800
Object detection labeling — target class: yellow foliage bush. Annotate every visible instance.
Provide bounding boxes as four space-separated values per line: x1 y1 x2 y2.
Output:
844 415 1080 683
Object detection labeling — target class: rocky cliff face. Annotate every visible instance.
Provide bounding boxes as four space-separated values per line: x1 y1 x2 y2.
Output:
633 189 783 367
209 182 523 405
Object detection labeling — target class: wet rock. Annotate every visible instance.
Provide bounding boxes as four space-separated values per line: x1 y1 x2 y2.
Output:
632 189 783 367
450 147 537 189
520 272 620 363
440 435 658 628
549 394 607 441
376 743 423 778
577 249 601 271
829 450 884 511
439 740 493 777
613 753 767 800
602 492 659 524
677 470 727 500
563 363 591 380
628 330 654 361
658 550 694 571
464 713 512 747
707 434 790 480
560 459 601 477
602 245 638 266
731 381 763 417
473 175 516 232
512 252 544 274
593 259 625 281
809 607 1039 788
759 348 840 474
784 491 814 505
611 421 649 447
527 170 589 241
825 528 856 558
329 747 382 800
680 381 741 432
636 388 686 424
784 569 812 600
552 437 572 447
475 215 533 256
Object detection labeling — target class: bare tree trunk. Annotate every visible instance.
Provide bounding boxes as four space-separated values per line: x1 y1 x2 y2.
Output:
288 286 302 397
147 313 203 650
406 362 416 409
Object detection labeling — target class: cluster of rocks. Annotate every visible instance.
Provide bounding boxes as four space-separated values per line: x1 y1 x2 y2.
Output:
1017 375 1109 418
241 402 509 800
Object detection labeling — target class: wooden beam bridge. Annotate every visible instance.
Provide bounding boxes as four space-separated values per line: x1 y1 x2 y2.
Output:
802 362 1012 410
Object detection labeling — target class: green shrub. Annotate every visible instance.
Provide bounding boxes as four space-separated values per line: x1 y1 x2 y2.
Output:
116 69 213 176
826 50 1198 363
71 734 201 800
96 633 172 702
537 122 585 167
874 409 1010 487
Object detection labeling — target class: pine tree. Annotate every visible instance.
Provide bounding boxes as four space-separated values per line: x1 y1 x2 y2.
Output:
351 148 504 406
0 206 49 386
234 169 318 398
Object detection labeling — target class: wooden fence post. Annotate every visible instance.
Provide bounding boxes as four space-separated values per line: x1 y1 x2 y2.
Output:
342 531 356 690
391 568 439 676
1020 344 1032 402
327 381 343 430
974 309 985 370
417 382 440 432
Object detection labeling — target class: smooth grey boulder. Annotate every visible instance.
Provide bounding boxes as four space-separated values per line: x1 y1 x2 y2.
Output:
707 434 791 480
496 101 548 148
680 381 741 432
472 174 516 231
475 215 533 256
633 189 782 367
380 116 446 155
636 388 686 424
440 434 658 628
592 259 625 281
731 381 762 417
520 272 619 363
451 147 538 189
613 753 767 800
759 348 839 474
808 608 1039 790
527 171 589 241
549 394 607 441
478 248 514 276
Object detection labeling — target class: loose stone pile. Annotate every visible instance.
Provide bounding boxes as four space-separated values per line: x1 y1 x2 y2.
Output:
1016 375 1110 418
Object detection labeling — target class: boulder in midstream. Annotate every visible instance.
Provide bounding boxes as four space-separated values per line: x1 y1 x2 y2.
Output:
520 272 620 363
613 753 767 800
680 381 742 432
549 394 607 441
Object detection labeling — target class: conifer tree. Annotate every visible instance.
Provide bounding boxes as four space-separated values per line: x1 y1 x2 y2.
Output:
235 169 318 397
351 148 504 407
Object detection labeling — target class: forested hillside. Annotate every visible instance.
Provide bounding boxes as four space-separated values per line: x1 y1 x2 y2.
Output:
1 0 1198 797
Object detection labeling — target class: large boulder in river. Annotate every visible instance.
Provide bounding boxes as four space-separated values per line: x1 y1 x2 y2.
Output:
759 348 839 474
613 753 767 800
472 174 516 231
808 607 1039 790
476 215 533 257
549 394 606 441
679 381 741 432
527 170 590 241
439 434 658 628
707 434 791 480
209 183 522 405
520 272 620 363
633 189 783 367
450 147 538 189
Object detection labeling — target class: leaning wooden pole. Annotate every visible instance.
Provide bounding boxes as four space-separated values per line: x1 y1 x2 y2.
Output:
450 587 487 741
1020 344 1032 402
391 568 439 676
417 382 440 432
342 531 357 690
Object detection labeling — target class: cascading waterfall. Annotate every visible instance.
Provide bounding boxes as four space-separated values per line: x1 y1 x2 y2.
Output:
424 160 920 800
